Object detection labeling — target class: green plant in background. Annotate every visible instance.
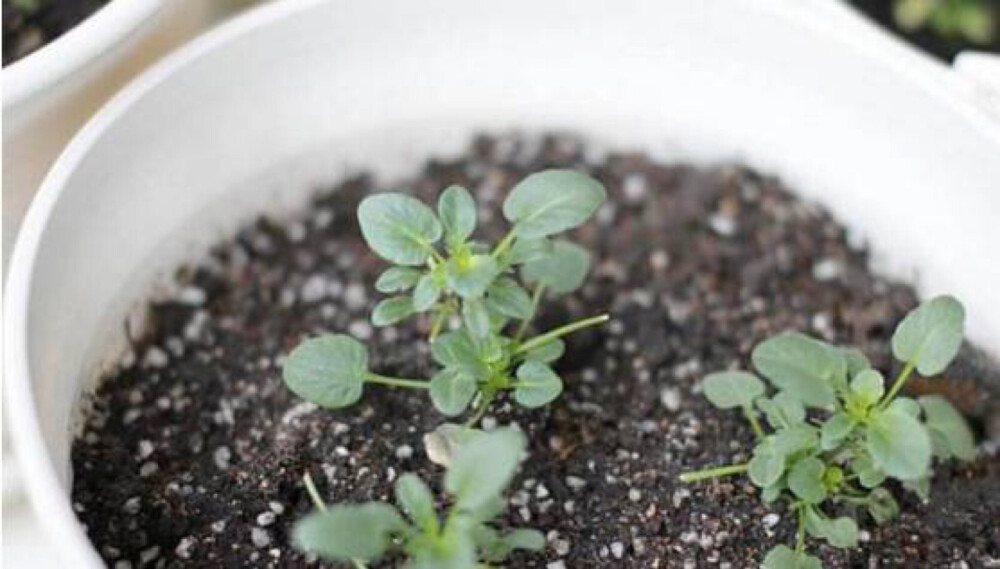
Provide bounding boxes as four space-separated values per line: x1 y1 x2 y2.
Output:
294 428 544 568
283 170 608 425
680 296 976 569
893 0 997 45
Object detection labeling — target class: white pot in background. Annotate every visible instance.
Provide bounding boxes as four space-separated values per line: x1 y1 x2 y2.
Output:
1 0 227 273
5 0 999 565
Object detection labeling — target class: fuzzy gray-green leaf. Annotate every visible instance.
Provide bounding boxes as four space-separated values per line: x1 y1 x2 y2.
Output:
394 473 437 530
503 170 606 239
447 254 500 299
850 368 885 409
919 395 976 461
358 193 442 266
283 335 368 408
375 267 423 293
292 503 405 562
891 295 965 375
523 338 565 363
702 371 764 409
462 298 491 339
751 332 841 407
438 185 477 245
520 240 591 294
445 428 526 512
787 457 827 504
820 412 856 450
485 277 534 320
866 408 932 480
430 368 478 416
412 273 443 312
372 296 416 326
763 545 822 569
514 361 564 408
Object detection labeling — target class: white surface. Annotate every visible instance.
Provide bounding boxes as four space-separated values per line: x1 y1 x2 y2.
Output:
4 0 1000 566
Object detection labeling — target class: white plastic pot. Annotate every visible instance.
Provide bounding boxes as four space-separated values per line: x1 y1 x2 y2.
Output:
5 0 1000 565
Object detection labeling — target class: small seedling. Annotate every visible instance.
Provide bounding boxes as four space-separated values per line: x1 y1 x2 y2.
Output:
293 428 544 568
679 296 976 569
283 170 609 424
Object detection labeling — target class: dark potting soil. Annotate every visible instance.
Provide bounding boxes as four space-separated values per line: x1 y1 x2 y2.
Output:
848 0 1000 62
72 134 1000 569
3 0 111 66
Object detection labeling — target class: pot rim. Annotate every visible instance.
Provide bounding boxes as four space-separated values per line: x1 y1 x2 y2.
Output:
2 0 164 108
4 0 998 565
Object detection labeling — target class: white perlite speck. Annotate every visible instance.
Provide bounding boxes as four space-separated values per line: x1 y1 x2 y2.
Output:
257 512 277 527
175 536 196 559
628 488 642 502
610 541 625 559
343 283 367 310
566 476 587 491
213 446 231 470
709 213 737 236
395 444 414 459
142 347 169 368
251 527 272 548
300 275 329 303
547 562 567 569
660 386 682 412
763 513 780 528
812 258 843 281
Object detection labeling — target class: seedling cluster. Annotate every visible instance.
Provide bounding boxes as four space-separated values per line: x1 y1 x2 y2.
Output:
283 170 608 567
295 429 542 568
680 296 976 569
283 170 608 424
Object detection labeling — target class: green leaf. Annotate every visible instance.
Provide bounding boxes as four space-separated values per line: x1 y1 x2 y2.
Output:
841 347 872 379
394 473 437 530
412 274 443 312
752 332 841 407
820 412 856 451
702 371 765 409
523 338 565 363
887 396 921 417
446 254 500 299
850 369 885 409
758 392 806 430
787 457 827 504
514 361 564 408
430 368 479 416
761 483 783 504
375 267 423 293
283 335 367 408
748 443 786 488
372 296 415 326
445 428 526 512
763 545 822 569
408 527 477 569
852 452 887 488
292 503 405 562
866 488 899 524
462 298 491 339
520 240 591 294
866 408 932 480
500 528 545 552
423 423 483 468
438 185 477 244
891 295 965 375
358 193 442 266
431 330 483 370
502 170 606 239
507 237 552 264
919 395 976 461
771 425 819 455
477 527 546 563
805 509 858 548
485 277 534 320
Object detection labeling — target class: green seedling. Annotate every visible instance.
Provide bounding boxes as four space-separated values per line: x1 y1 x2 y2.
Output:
679 296 976 569
893 0 996 45
293 428 544 569
283 170 609 424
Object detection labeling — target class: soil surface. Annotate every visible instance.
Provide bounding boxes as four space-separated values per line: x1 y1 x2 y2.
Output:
3 0 110 66
849 0 1000 62
72 134 1000 568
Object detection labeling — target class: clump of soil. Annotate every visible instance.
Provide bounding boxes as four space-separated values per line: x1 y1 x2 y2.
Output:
72 134 1000 568
3 0 111 66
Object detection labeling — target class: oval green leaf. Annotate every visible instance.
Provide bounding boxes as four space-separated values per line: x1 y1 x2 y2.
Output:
371 296 415 326
413 273 443 311
445 428 526 512
446 254 500 299
751 332 841 407
787 457 827 504
394 473 438 530
358 193 442 266
485 277 534 320
919 395 976 461
514 361 564 408
283 335 368 408
292 503 405 562
866 408 932 481
375 266 423 293
891 295 965 375
520 240 591 294
502 170 606 239
430 368 479 416
438 185 477 244
702 370 764 409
